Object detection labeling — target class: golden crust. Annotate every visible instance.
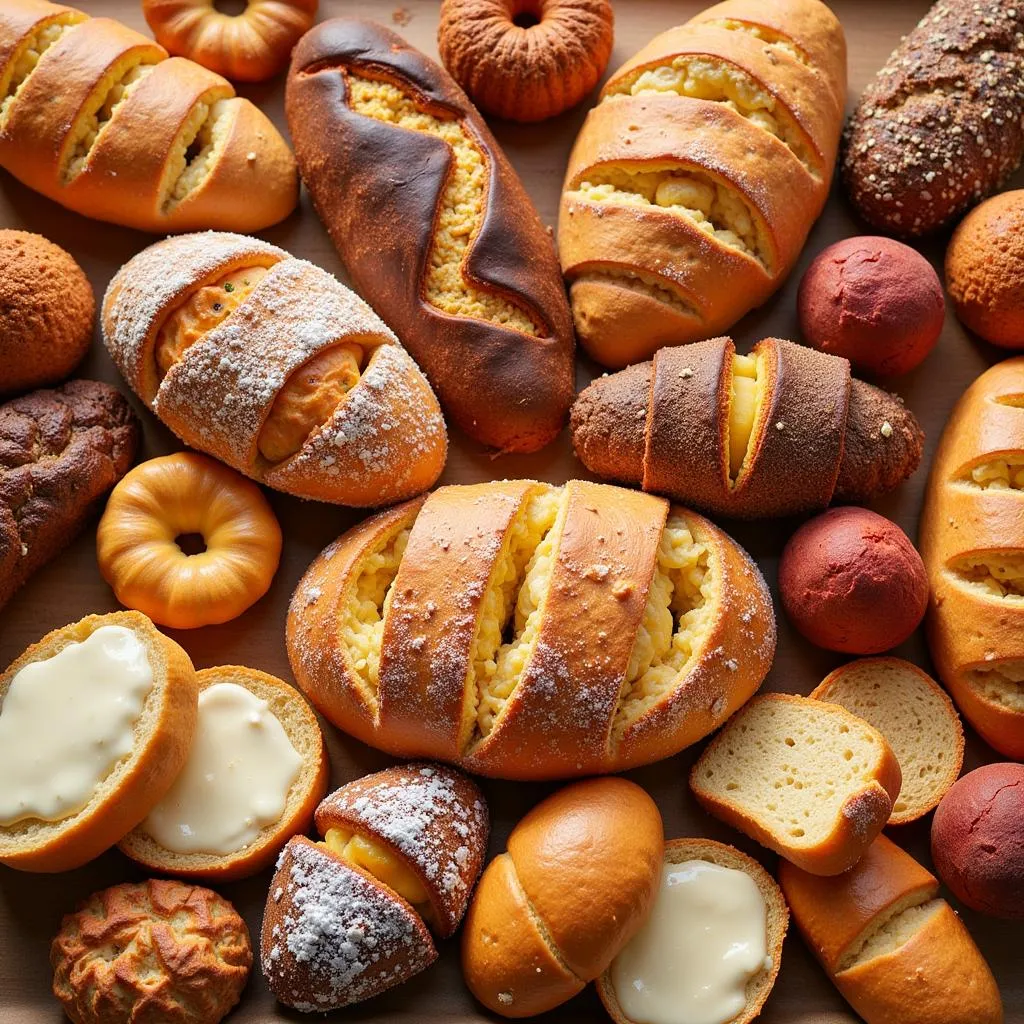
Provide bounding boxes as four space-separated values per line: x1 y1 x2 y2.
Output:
51 879 251 1024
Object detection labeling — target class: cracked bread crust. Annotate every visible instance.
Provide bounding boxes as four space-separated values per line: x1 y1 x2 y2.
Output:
0 380 139 612
285 18 575 454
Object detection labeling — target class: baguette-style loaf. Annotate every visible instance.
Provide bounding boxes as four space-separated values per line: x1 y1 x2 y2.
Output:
558 0 846 367
779 836 1004 1024
287 480 775 780
843 0 1024 237
0 0 297 233
102 232 447 508
285 19 575 453
0 380 139 613
920 357 1024 760
571 337 924 519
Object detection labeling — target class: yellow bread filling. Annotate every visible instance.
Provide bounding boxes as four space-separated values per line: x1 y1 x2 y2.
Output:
575 167 770 268
965 457 1024 490
964 661 1024 712
0 16 83 123
728 353 763 481
322 827 429 906
609 56 813 172
702 19 809 65
346 74 538 336
949 555 1024 599
614 515 714 736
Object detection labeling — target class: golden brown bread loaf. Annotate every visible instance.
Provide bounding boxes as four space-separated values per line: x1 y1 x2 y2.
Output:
780 836 1004 1024
286 479 775 780
285 18 575 453
920 356 1024 760
102 232 447 507
0 380 139 613
843 0 1024 237
0 0 296 232
558 0 846 367
571 337 924 519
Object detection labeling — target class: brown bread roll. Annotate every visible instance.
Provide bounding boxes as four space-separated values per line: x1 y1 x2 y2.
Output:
285 18 575 454
0 380 139 612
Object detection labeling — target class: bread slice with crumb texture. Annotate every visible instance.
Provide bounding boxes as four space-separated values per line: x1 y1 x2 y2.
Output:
690 693 901 875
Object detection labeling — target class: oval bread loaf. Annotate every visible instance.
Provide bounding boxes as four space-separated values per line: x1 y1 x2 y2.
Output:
287 479 775 780
102 232 447 508
0 0 297 233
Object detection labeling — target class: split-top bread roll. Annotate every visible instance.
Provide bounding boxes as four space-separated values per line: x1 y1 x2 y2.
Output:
103 232 447 507
287 479 776 780
0 611 198 873
558 0 846 367
0 0 297 232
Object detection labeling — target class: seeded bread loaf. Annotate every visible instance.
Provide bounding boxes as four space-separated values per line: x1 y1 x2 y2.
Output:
920 357 1024 760
285 18 575 453
690 693 902 875
0 380 139 613
102 232 447 508
570 337 924 519
843 0 1024 237
0 0 297 232
287 479 775 780
557 0 846 367
780 835 1004 1024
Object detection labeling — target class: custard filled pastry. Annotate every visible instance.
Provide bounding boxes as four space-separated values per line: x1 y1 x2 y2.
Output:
102 232 447 506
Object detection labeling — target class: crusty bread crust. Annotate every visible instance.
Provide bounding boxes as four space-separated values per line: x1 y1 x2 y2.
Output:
919 357 1024 760
597 838 789 1024
118 666 328 881
0 611 198 872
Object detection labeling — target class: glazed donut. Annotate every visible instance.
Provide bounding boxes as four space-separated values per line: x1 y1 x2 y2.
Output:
142 0 319 83
438 0 614 122
96 453 282 629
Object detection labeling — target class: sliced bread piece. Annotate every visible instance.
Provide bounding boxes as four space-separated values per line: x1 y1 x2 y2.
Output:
811 658 964 825
598 838 788 1024
779 835 1003 1024
119 666 328 881
690 693 902 875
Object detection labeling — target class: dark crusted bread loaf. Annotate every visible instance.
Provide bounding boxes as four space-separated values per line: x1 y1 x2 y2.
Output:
0 380 139 610
843 0 1024 236
570 338 923 519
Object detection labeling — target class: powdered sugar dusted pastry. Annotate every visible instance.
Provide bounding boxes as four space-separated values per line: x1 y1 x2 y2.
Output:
260 763 488 1011
102 232 447 507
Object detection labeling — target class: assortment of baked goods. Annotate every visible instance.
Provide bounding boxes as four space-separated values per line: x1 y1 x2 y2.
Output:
570 336 924 519
261 762 488 1011
97 453 283 629
285 18 576 453
558 0 846 367
52 879 252 1024
843 0 1024 237
143 0 318 82
287 479 775 779
102 232 447 506
0 0 298 232
437 0 614 122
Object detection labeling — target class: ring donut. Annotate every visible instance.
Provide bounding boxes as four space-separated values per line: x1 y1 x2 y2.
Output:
142 0 319 83
97 453 283 629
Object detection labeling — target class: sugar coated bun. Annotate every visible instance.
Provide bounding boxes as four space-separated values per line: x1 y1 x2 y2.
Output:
931 762 1024 920
946 190 1024 348
779 506 928 654
0 230 94 395
798 236 944 376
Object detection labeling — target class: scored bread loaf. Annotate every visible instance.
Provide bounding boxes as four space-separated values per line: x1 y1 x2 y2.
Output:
558 0 846 367
0 0 297 232
920 357 1024 760
779 835 1004 1024
287 479 775 780
811 658 964 825
102 232 447 508
286 19 575 454
571 337 924 519
690 693 902 875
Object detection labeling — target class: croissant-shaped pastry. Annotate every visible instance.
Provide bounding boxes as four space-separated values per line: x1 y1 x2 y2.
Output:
571 338 924 519
102 232 447 507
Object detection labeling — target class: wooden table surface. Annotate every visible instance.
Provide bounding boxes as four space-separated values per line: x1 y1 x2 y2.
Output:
1 1 1021 1022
